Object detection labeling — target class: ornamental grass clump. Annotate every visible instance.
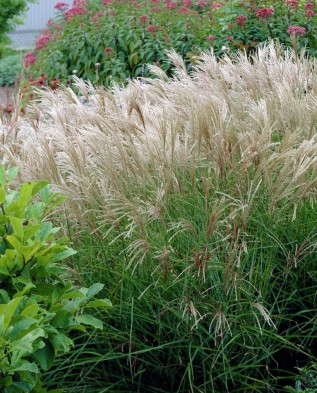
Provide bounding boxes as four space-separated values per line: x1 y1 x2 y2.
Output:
2 43 317 392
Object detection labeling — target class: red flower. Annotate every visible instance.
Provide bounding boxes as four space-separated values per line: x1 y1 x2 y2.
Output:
72 0 88 6
151 6 161 11
54 2 69 11
181 0 193 6
179 6 190 13
105 47 113 55
102 0 112 5
287 25 306 36
24 52 36 67
50 78 61 91
306 9 314 16
93 10 104 24
35 35 51 50
165 1 177 8
139 15 148 24
210 2 221 8
305 2 314 8
286 0 298 5
197 0 207 7
147 24 157 33
205 35 216 42
256 8 274 18
64 6 88 20
236 14 247 27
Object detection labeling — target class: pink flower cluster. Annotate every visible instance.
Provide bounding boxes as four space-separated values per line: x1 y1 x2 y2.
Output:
72 0 88 6
306 9 314 16
35 35 51 50
93 10 104 24
210 3 221 9
24 52 37 67
181 0 193 6
304 2 314 8
287 25 306 36
256 7 274 18
179 5 190 13
54 2 69 11
147 24 157 32
139 15 148 24
205 35 216 42
102 0 112 6
197 0 207 7
64 5 88 20
236 14 247 27
165 2 177 9
286 0 298 6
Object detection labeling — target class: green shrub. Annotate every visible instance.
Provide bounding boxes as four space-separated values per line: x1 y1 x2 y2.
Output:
0 54 22 86
25 0 317 87
285 363 317 393
0 164 112 393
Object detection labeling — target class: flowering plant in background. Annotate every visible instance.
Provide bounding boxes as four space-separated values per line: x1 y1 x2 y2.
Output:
24 0 317 88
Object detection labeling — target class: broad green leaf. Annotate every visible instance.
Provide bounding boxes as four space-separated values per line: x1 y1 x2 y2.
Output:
4 297 23 331
40 185 51 203
50 310 73 329
0 376 12 387
35 221 53 242
0 257 9 275
13 283 36 298
9 217 24 241
21 304 39 318
0 239 8 254
86 299 112 308
17 182 34 207
0 289 10 303
32 341 55 371
8 318 37 341
6 235 21 253
5 381 33 393
0 187 5 203
50 332 72 352
12 327 45 354
29 202 45 223
75 314 103 330
12 362 39 373
51 248 77 262
45 195 68 214
0 314 5 336
32 181 49 197
60 291 85 300
86 283 104 300
23 224 41 242
0 165 5 187
7 167 19 184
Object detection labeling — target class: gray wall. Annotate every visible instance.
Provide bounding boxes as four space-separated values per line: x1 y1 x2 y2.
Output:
8 0 58 50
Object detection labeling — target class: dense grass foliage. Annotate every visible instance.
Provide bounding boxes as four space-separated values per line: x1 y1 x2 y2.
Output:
25 0 317 86
0 54 22 86
2 44 316 392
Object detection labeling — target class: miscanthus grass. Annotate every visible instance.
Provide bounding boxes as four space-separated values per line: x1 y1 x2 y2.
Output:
2 43 317 392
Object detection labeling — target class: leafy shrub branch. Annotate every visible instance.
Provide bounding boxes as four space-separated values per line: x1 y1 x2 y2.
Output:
0 164 112 393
